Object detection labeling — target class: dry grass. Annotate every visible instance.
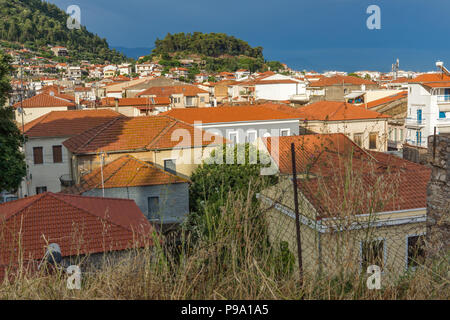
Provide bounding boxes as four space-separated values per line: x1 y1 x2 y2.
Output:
0 181 448 300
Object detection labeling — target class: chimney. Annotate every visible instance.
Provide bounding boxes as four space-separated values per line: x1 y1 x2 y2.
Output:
426 133 450 257
114 97 119 113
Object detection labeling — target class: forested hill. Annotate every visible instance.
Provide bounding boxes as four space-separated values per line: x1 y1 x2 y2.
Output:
0 0 127 63
153 32 263 59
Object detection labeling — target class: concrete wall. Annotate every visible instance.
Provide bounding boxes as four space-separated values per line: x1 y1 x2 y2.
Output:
16 106 69 124
83 183 189 223
20 137 71 197
199 120 300 145
300 118 389 152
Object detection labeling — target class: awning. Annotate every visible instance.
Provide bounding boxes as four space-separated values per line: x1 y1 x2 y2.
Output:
345 91 365 99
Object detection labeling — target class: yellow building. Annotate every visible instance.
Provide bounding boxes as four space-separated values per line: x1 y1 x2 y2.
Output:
258 134 430 280
63 115 226 181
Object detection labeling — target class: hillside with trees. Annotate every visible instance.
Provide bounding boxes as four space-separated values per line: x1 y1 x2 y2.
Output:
141 32 284 74
0 0 127 63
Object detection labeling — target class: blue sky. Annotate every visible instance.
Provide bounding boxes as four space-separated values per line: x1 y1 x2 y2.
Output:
48 0 450 72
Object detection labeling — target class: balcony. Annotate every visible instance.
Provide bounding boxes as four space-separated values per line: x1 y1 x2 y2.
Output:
405 117 426 129
436 117 450 133
60 174 75 187
437 95 450 112
289 94 309 102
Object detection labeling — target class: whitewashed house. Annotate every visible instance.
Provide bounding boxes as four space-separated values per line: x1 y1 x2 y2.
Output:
405 62 450 147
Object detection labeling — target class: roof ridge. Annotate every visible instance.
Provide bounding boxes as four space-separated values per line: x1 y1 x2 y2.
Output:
48 193 139 234
0 193 47 220
145 117 178 150
73 117 125 153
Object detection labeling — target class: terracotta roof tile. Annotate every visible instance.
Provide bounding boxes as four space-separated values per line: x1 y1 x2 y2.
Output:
309 75 377 87
0 193 153 267
274 101 391 121
14 92 76 108
137 85 208 97
22 109 124 138
63 116 224 154
262 134 430 218
162 103 300 124
366 91 408 109
62 155 188 194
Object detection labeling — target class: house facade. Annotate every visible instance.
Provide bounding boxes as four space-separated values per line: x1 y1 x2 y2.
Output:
258 134 430 278
163 104 301 144
18 110 123 197
405 69 450 148
62 155 190 223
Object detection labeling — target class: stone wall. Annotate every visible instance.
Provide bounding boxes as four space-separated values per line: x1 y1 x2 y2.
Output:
426 133 450 256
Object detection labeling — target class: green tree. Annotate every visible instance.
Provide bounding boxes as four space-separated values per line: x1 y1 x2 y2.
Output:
188 143 277 217
0 50 26 192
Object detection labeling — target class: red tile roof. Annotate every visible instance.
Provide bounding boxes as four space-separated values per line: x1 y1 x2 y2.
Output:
262 134 430 218
162 103 301 124
63 115 225 154
409 73 450 83
280 101 390 121
366 91 408 109
14 92 76 109
62 155 189 194
0 192 153 268
100 97 171 107
137 85 208 97
22 109 124 138
309 75 377 87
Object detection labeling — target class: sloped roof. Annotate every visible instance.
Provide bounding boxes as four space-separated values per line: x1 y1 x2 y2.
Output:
62 155 189 194
137 85 208 97
22 109 124 138
14 92 76 109
409 73 450 83
0 192 153 266
162 103 301 124
367 91 408 109
309 75 377 87
100 97 171 107
262 134 430 218
63 115 225 154
290 101 390 121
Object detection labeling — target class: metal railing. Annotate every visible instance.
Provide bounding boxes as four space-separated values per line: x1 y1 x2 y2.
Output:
437 95 450 103
405 117 426 126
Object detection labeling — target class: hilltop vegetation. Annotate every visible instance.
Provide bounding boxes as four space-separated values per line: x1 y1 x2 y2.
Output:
153 32 263 59
0 0 127 63
141 32 285 74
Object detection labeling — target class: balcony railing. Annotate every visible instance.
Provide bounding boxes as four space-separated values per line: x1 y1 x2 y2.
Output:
405 117 426 127
437 95 450 103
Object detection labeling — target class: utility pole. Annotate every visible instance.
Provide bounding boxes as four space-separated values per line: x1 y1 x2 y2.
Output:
290 143 303 287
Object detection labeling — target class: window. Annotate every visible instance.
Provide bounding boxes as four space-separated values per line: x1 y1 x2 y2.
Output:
361 239 384 271
164 159 176 175
439 111 446 119
369 132 378 149
33 147 43 164
228 132 238 144
247 131 257 143
52 145 63 163
353 133 363 147
407 235 425 269
36 186 47 194
280 129 290 137
147 196 160 219
185 96 195 106
394 128 398 142
399 129 404 141
200 97 205 102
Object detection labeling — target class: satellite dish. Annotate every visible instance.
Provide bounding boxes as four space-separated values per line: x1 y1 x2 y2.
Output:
17 107 24 114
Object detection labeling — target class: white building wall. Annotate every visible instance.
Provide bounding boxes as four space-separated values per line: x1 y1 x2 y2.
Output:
16 106 69 124
20 137 72 197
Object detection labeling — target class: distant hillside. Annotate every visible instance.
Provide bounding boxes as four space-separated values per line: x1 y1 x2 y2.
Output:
0 0 127 63
152 32 263 59
141 32 284 73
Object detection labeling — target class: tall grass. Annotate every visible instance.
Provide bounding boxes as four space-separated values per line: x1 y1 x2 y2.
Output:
0 179 448 300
